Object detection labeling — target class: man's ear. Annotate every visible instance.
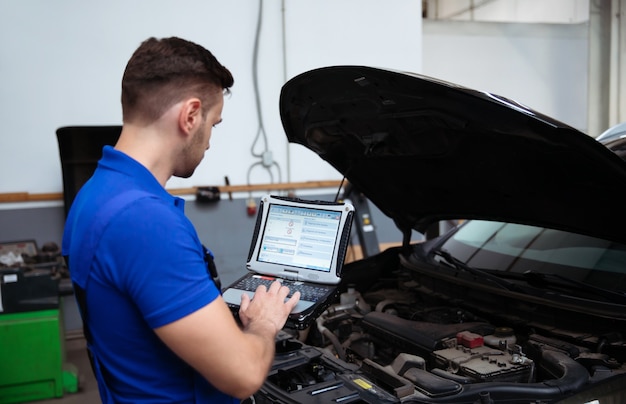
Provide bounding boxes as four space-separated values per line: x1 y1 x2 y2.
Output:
178 98 202 136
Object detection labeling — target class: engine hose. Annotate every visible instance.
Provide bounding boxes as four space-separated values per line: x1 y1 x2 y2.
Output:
478 391 494 404
341 332 363 350
375 299 397 313
322 328 347 361
316 309 348 361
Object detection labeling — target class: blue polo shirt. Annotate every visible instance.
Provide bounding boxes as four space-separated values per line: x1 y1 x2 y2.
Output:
62 146 234 403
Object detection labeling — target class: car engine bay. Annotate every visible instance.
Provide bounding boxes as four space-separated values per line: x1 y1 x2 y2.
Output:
254 248 626 404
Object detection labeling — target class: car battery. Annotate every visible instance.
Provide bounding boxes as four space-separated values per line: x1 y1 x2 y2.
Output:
432 344 533 383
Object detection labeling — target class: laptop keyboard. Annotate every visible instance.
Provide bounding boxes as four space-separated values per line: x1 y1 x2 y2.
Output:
232 276 329 301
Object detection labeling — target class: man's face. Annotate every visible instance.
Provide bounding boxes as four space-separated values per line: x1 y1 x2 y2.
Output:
176 93 224 178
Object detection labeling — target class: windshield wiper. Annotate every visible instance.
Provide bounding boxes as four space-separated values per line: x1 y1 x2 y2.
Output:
433 249 522 292
432 250 626 305
522 270 626 305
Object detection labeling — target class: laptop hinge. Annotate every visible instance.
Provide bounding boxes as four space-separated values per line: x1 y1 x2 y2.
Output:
280 270 300 281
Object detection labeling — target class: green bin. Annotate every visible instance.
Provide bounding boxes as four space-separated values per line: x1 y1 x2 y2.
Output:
0 309 77 403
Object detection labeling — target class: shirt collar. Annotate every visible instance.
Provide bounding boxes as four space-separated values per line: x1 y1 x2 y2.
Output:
99 145 182 208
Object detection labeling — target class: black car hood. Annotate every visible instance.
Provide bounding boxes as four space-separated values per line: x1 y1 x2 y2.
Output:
279 66 626 245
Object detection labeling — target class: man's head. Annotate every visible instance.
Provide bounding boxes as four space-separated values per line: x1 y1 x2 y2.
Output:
121 37 234 125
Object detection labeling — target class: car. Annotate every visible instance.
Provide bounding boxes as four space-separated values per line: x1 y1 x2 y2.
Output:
598 121 626 142
250 66 626 404
597 121 626 161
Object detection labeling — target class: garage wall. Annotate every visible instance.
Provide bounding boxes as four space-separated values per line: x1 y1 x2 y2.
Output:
0 4 592 333
422 19 589 132
0 0 422 200
0 4 592 269
0 2 589 210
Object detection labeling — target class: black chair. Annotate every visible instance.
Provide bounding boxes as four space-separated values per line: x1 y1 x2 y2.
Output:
56 126 122 217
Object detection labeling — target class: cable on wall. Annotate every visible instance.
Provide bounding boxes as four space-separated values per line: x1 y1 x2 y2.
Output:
281 0 291 183
246 0 283 193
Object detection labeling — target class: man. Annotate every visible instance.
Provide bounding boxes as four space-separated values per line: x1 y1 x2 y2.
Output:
62 37 300 403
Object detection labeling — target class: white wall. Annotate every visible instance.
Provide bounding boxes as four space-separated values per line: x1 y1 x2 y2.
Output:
0 1 591 207
0 0 422 200
422 20 589 132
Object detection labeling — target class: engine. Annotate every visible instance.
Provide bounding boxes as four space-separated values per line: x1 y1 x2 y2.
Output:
253 260 626 404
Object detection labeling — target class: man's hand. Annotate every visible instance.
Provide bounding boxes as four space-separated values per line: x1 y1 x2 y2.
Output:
156 281 300 398
238 281 300 333
155 282 300 399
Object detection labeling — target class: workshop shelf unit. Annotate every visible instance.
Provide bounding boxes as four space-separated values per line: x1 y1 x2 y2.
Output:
0 256 78 403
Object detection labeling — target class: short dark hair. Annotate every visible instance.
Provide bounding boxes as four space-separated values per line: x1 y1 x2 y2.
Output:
121 37 234 124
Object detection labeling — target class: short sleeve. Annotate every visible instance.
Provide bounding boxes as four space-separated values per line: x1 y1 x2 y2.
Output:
97 197 221 328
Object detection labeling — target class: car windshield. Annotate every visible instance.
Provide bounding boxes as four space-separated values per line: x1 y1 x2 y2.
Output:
440 220 626 294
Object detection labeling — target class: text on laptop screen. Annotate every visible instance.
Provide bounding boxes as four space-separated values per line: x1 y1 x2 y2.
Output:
257 204 342 272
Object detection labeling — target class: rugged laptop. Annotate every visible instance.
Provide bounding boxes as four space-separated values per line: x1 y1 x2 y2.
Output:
222 194 354 329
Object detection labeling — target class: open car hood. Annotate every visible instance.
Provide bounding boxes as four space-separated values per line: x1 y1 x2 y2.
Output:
279 66 626 245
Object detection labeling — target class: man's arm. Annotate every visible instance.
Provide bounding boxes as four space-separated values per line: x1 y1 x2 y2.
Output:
154 281 300 399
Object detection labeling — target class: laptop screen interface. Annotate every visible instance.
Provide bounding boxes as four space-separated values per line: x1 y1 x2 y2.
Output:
257 203 342 273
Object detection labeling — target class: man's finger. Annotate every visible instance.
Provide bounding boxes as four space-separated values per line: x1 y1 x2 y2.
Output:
240 292 251 311
285 290 301 311
267 280 282 294
254 283 269 295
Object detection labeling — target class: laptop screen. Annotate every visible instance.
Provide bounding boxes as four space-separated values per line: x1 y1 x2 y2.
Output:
258 204 342 272
247 195 354 284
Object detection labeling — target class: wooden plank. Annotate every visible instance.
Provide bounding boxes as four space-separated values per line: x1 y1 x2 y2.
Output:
0 192 33 202
0 180 344 203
